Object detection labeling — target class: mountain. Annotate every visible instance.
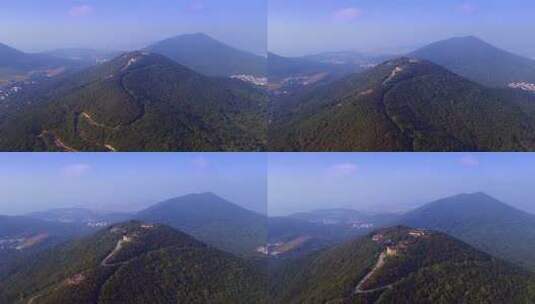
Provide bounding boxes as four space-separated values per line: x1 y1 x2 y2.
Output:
269 57 535 151
0 215 89 277
146 33 266 77
0 221 267 304
398 192 535 271
303 51 394 67
271 226 535 303
0 51 267 151
289 208 397 227
267 52 359 95
27 208 131 228
0 43 80 81
265 216 368 258
44 48 121 65
136 193 267 256
411 36 535 88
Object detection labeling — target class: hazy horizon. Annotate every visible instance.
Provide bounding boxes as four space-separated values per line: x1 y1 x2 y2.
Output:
3 153 535 218
268 153 535 216
0 0 266 55
269 0 535 57
0 153 267 216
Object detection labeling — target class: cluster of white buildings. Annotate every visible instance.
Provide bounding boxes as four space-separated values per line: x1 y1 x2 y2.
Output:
0 85 22 101
508 82 535 92
256 241 285 256
231 74 268 86
0 238 25 250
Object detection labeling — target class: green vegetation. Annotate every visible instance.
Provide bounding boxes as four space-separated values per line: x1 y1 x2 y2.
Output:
0 221 267 304
0 52 267 151
271 227 535 304
270 58 535 151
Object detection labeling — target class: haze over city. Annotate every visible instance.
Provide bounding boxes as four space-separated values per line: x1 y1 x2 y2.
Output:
269 0 535 57
0 0 266 54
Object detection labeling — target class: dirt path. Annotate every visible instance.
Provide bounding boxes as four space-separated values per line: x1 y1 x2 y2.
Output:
354 252 395 294
39 130 78 152
101 238 131 267
104 144 117 152
27 294 41 304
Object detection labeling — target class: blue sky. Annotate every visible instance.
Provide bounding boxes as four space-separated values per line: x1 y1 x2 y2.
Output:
269 0 535 57
268 153 535 216
2 153 535 218
0 0 266 54
0 153 267 215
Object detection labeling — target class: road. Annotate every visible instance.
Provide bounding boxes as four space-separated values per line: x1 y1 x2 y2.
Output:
354 251 394 294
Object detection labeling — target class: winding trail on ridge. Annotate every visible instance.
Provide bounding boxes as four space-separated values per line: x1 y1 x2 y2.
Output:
354 251 395 294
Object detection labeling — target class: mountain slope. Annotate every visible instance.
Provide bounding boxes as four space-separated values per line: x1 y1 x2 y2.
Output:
0 43 80 80
270 57 535 151
0 215 89 279
267 52 359 95
272 226 535 303
0 221 267 304
146 33 266 77
411 36 535 88
398 192 535 271
136 193 267 256
0 51 267 151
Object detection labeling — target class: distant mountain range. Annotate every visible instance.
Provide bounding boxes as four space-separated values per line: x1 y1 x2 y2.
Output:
411 36 535 88
0 43 84 81
146 33 266 77
136 192 267 256
266 52 365 100
398 192 535 271
43 48 122 65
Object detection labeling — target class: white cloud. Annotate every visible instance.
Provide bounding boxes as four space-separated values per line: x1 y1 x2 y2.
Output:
327 163 359 177
61 164 92 177
187 1 206 12
333 7 363 22
69 5 94 17
459 154 480 167
458 3 478 15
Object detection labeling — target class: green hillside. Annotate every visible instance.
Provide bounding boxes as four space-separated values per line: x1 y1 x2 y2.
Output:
271 226 535 304
270 57 535 151
0 51 267 151
0 221 267 304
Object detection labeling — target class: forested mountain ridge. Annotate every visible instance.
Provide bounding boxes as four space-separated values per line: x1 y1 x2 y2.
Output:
0 51 267 152
0 221 268 304
270 57 535 151
271 226 535 304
